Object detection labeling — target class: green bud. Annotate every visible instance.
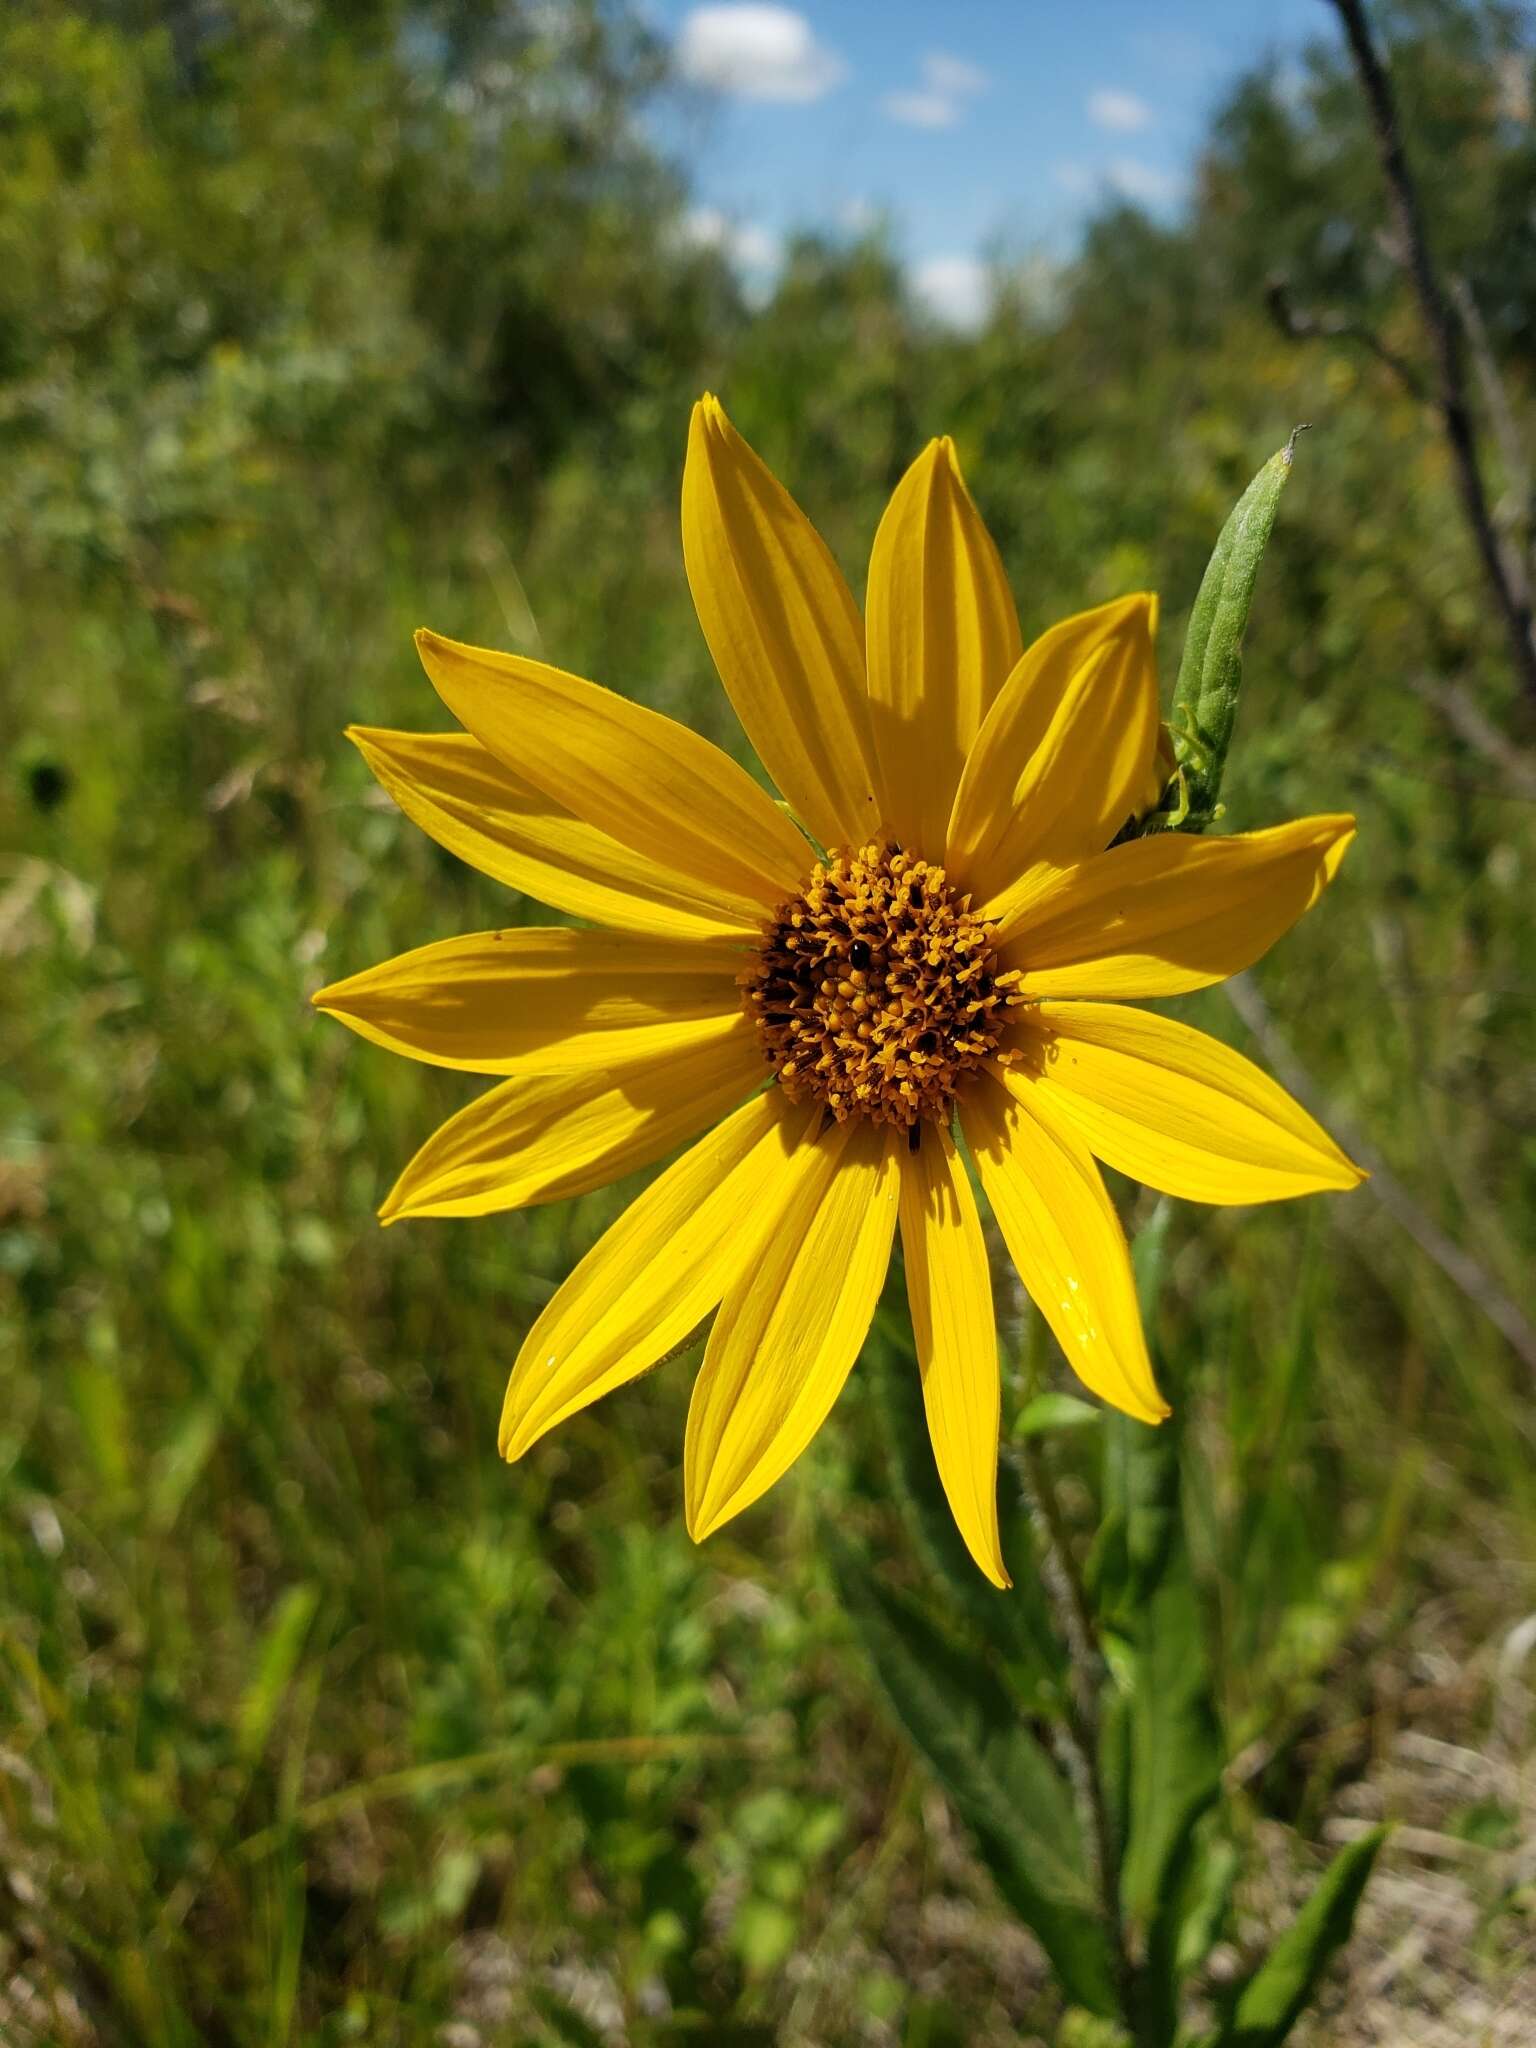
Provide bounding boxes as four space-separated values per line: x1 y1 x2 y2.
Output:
1151 429 1305 835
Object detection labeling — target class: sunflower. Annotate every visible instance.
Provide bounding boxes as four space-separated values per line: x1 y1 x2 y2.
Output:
314 397 1361 1586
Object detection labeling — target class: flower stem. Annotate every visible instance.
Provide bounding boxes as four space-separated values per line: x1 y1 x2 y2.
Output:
1016 1431 1136 2025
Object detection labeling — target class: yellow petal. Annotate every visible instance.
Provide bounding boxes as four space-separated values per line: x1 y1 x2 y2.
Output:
1014 1003 1365 1204
865 438 1024 855
499 1087 804 1458
898 1122 1009 1587
996 814 1356 991
312 926 747 1073
383 1019 763 1223
961 1072 1167 1425
416 629 809 913
948 594 1159 903
683 396 881 851
350 727 767 942
685 1119 900 1540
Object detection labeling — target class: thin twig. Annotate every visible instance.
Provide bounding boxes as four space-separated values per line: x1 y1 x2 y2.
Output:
1405 673 1536 801
1329 0 1536 710
1015 1432 1134 2012
1265 274 1427 400
1449 275 1534 557
1224 973 1536 1383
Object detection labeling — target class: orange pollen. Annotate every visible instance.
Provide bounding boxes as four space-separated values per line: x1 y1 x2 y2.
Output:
740 841 1025 1131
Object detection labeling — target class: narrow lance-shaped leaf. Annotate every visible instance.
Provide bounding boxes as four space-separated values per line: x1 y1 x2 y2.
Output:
1172 1828 1241 1984
1161 434 1302 828
1112 1437 1223 1965
1015 1391 1103 1438
1214 1826 1387 2047
1102 1201 1226 2042
235 1583 321 1766
826 1527 1119 2018
1124 1539 1223 2007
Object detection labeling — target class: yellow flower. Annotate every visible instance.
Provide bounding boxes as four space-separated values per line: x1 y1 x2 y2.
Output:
315 396 1362 1587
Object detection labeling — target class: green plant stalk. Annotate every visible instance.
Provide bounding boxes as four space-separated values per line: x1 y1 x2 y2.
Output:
1017 1431 1135 2022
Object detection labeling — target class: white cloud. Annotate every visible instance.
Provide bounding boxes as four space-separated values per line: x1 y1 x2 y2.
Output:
883 49 987 129
676 5 846 104
1106 156 1180 205
1051 156 1182 208
1087 87 1153 133
882 89 957 129
682 206 781 273
923 52 989 98
912 253 990 331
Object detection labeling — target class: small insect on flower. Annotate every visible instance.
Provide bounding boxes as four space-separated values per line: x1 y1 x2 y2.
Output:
313 397 1363 1586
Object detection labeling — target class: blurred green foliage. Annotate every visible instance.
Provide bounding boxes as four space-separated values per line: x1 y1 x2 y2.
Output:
2 1 1534 2042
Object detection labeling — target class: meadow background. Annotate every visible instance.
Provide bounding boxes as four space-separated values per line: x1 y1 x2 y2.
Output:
2 1 1535 2042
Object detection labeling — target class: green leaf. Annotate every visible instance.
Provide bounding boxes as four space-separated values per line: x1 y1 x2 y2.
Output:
67 1357 131 1495
1104 1203 1225 2046
148 1400 223 1533
1016 1392 1104 1438
827 1527 1118 2018
1121 1521 1223 2048
1215 1827 1387 2047
1162 434 1302 828
1120 1526 1222 1917
1058 2011 1133 2048
235 1583 321 1766
1171 1826 1240 1982
1136 1814 1239 2048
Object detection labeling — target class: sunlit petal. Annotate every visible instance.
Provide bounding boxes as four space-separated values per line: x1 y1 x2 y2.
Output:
683 396 881 851
416 629 809 913
383 1020 763 1223
685 1119 900 1540
1013 1002 1364 1204
350 726 766 941
866 438 1023 854
312 926 747 1073
994 814 1356 990
949 593 1159 901
962 1071 1167 1425
500 1088 803 1458
898 1121 1009 1587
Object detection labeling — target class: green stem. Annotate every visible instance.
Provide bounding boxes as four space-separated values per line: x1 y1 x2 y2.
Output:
1017 1432 1135 2025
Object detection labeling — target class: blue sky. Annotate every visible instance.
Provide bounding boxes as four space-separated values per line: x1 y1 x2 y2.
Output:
650 1 1336 321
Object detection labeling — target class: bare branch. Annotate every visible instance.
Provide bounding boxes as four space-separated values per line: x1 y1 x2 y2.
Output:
1449 274 1534 567
1406 673 1536 802
1329 0 1536 711
1265 273 1427 401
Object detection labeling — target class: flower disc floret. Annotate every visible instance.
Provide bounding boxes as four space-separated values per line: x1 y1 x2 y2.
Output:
741 842 1025 1130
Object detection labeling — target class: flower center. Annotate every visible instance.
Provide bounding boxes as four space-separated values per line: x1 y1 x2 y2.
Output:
740 841 1024 1132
